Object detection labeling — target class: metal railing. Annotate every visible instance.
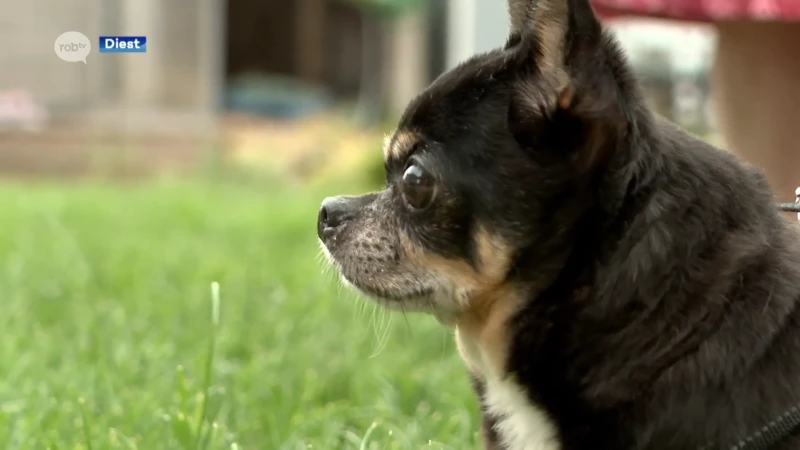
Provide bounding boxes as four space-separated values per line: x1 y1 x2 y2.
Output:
777 188 800 220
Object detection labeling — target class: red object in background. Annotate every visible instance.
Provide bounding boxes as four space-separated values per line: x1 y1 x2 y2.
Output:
592 0 800 22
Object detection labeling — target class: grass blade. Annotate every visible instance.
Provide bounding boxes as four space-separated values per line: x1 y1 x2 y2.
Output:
193 281 221 450
78 397 93 450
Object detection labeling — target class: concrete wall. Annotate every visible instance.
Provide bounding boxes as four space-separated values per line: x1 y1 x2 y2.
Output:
0 0 222 133
446 0 510 70
385 8 430 116
0 0 103 109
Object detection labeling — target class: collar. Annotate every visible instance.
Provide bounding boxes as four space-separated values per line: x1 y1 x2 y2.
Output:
710 194 800 449
730 404 800 449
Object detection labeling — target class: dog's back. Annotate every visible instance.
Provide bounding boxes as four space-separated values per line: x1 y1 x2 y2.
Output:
592 115 800 448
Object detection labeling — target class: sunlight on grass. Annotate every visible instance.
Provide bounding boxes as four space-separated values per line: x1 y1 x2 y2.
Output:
0 177 481 449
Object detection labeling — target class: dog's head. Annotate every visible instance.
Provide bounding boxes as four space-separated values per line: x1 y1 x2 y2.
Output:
318 0 637 324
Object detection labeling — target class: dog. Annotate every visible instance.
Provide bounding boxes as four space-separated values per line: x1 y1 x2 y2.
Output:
316 0 800 448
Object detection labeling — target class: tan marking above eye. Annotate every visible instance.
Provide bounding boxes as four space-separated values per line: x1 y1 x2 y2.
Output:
383 130 421 163
381 134 393 160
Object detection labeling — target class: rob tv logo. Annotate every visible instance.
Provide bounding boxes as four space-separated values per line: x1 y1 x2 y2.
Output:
99 36 147 53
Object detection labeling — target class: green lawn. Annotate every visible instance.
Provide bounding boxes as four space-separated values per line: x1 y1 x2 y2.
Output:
0 177 481 449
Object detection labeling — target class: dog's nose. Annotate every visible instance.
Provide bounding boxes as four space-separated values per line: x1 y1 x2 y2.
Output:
317 196 349 239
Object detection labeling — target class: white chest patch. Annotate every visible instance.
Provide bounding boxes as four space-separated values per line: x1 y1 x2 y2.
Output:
456 329 562 450
483 375 562 450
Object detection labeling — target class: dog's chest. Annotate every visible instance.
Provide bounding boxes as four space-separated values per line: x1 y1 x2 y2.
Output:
456 329 561 450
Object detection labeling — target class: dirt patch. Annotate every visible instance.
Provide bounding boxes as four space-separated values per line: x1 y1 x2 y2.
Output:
0 126 223 180
0 110 384 182
223 111 385 181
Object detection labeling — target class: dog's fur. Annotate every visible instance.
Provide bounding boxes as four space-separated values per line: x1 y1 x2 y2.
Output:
317 0 800 448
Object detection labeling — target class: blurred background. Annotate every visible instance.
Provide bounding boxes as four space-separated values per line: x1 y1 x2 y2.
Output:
0 0 796 449
0 0 720 180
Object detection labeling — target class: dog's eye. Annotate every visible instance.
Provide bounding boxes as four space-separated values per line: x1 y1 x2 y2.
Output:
401 163 436 210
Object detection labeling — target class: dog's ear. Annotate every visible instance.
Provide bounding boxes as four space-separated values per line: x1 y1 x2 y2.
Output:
506 0 628 172
507 0 602 62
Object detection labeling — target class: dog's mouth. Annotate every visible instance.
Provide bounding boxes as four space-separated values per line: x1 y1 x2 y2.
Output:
318 239 442 309
340 276 459 324
351 282 436 303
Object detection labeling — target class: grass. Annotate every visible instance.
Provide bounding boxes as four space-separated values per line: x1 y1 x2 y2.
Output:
0 176 482 449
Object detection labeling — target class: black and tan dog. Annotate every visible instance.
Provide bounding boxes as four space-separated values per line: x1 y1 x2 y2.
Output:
316 0 800 448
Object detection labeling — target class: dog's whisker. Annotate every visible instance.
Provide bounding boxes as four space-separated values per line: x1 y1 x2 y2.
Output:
358 295 369 317
369 307 393 358
400 306 412 335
